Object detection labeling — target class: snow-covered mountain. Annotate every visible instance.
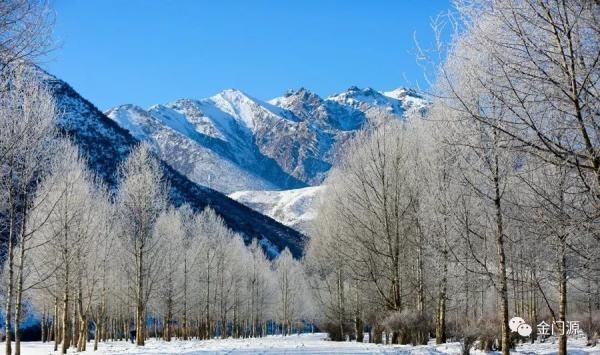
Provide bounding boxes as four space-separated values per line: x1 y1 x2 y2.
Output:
108 86 427 192
328 86 428 122
37 68 305 257
229 186 324 234
105 90 306 194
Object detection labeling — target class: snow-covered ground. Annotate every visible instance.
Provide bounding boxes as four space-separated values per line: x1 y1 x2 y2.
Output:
19 333 600 354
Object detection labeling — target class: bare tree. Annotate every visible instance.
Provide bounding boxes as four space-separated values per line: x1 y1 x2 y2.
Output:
0 65 56 355
26 141 98 354
305 200 354 341
273 248 304 336
116 143 167 346
0 0 54 73
152 208 184 342
443 0 600 199
434 2 600 353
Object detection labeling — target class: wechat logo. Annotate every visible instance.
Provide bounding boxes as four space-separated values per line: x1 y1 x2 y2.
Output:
509 317 532 337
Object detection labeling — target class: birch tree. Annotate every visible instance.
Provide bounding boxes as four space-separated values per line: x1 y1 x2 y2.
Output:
152 208 183 342
273 248 304 336
435 2 600 353
26 141 97 354
448 0 600 197
0 65 56 355
116 143 167 346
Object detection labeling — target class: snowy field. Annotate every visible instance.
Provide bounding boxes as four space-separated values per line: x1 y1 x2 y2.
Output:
18 333 600 354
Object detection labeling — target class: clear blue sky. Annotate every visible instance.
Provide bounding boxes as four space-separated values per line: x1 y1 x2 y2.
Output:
44 1 451 110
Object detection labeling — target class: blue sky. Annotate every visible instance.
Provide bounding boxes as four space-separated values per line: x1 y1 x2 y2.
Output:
44 1 451 110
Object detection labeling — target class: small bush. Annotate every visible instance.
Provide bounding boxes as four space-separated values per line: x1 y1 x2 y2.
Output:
382 310 431 345
456 323 481 355
572 311 600 346
318 321 353 341
450 318 500 354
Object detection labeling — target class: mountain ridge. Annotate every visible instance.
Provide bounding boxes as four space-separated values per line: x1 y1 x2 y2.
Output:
39 68 306 257
107 86 428 193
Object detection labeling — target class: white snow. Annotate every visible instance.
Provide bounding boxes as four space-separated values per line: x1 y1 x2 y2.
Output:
105 104 279 193
207 89 297 133
229 186 324 233
382 88 429 118
18 333 600 354
106 86 429 192
327 87 406 117
105 105 151 140
147 104 203 139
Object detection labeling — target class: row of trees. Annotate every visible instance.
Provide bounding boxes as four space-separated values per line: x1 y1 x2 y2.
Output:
1 1 598 355
0 70 311 355
0 3 314 353
304 1 599 355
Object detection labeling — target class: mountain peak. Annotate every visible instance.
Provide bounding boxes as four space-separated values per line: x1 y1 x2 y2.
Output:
43 71 306 257
284 87 316 98
213 88 253 102
108 84 428 191
106 103 145 113
278 87 323 103
383 87 422 100
105 104 155 141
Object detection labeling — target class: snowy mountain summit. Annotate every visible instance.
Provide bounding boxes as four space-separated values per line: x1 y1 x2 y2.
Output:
107 86 428 194
31 68 304 256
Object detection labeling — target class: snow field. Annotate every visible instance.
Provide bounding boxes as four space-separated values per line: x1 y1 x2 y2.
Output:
19 333 600 354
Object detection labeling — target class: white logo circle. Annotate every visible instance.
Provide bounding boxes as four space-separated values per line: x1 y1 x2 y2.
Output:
517 323 532 337
509 317 526 332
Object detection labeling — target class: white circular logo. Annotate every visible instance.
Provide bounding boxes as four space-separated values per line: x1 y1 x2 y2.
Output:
509 317 526 332
517 323 532 337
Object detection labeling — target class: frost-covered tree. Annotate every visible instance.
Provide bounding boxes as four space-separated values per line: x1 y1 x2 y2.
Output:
245 239 274 338
152 208 184 341
447 0 600 198
0 0 53 72
116 143 167 346
26 141 98 354
0 65 56 355
273 248 305 336
431 2 600 353
178 204 194 340
307 120 427 344
305 201 355 341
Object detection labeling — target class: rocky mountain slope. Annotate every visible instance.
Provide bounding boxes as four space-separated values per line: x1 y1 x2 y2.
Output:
41 69 305 257
229 186 324 235
108 86 427 193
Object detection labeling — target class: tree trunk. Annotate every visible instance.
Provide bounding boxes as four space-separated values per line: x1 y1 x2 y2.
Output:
587 279 593 343
354 284 363 342
183 258 188 340
14 223 27 355
558 235 567 355
205 260 211 340
372 323 382 344
77 276 86 352
493 155 510 355
529 269 538 343
337 269 345 341
5 183 15 355
166 294 172 342
61 261 70 354
93 321 99 351
53 297 59 351
436 249 448 344
136 246 145 346
41 310 47 343
72 312 78 349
